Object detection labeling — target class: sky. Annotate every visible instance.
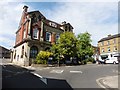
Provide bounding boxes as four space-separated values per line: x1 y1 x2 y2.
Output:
0 0 118 49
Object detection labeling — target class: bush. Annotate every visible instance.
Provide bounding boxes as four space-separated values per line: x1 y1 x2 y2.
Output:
36 51 53 64
81 60 87 65
86 57 95 63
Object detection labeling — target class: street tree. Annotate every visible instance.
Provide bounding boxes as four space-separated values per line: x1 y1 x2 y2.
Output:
77 32 94 63
51 32 78 64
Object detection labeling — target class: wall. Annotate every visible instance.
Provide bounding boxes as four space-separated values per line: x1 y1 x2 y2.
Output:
12 42 29 66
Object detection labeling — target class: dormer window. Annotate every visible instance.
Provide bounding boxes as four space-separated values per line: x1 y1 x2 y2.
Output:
49 22 57 28
33 28 39 39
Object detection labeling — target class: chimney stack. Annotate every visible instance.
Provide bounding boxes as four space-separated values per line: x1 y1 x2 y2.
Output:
23 5 28 12
108 34 111 37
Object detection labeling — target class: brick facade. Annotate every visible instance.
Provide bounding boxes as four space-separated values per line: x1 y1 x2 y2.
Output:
12 5 73 66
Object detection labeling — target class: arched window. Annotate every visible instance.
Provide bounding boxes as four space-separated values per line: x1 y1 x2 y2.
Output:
30 46 38 58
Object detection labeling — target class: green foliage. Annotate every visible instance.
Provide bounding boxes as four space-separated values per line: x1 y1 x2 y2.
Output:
77 32 94 59
86 57 95 63
81 60 87 65
35 51 53 64
51 32 78 60
51 31 94 65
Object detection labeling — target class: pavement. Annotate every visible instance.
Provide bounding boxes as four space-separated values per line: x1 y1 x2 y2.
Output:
97 75 118 90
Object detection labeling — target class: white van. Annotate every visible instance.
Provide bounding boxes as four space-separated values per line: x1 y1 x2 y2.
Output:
105 56 119 64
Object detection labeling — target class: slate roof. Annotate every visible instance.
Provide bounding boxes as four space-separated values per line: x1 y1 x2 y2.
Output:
98 33 120 42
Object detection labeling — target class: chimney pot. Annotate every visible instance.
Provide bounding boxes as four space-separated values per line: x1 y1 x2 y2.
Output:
23 5 28 12
108 34 111 37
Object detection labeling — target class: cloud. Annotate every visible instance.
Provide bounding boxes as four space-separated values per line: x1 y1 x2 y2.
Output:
0 2 34 49
0 2 118 49
44 2 118 46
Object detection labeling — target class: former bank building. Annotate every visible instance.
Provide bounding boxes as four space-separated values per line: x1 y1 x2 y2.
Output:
12 5 73 66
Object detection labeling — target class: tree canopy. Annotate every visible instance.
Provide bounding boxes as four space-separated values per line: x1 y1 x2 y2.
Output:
50 31 94 64
77 32 94 59
51 32 78 59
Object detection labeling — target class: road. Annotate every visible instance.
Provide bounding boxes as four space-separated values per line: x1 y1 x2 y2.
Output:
2 64 118 89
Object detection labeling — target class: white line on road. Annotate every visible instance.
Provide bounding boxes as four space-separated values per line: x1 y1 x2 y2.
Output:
31 72 47 85
70 71 83 73
43 67 50 70
50 70 64 73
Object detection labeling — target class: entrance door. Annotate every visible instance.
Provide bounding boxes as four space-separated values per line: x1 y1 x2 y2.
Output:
29 46 38 65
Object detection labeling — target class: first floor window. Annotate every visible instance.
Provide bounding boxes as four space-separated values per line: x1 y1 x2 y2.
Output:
107 41 110 45
56 34 60 41
23 29 26 39
46 32 51 42
113 38 116 44
101 41 104 46
33 28 39 39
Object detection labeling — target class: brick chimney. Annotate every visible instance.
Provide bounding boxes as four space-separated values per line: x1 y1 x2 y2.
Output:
23 5 28 13
108 34 111 37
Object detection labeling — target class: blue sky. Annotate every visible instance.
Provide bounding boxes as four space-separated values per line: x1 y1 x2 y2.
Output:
0 1 118 49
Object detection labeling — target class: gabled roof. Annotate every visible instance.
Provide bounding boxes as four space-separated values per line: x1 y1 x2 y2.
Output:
98 33 120 42
28 11 46 19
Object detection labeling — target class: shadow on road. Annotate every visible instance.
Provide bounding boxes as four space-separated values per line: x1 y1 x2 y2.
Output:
2 65 73 89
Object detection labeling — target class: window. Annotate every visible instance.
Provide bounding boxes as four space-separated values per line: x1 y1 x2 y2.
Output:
23 30 26 39
102 48 104 53
114 46 117 51
107 47 110 52
56 34 60 41
17 55 19 61
113 38 116 44
46 32 51 42
49 22 57 28
33 28 39 39
21 46 24 58
14 50 16 59
107 41 110 45
101 41 104 46
30 46 38 58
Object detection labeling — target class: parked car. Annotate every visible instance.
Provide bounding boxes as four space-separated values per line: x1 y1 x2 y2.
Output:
65 60 72 65
98 56 106 64
105 57 119 64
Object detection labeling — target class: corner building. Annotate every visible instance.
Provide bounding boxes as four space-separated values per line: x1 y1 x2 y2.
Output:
98 34 120 59
12 6 73 66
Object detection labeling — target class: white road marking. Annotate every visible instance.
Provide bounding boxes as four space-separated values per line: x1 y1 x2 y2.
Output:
50 70 64 73
65 66 74 67
70 71 82 73
112 69 118 73
31 72 47 84
43 67 50 69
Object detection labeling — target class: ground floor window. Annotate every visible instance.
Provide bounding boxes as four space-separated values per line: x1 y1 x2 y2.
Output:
30 46 38 58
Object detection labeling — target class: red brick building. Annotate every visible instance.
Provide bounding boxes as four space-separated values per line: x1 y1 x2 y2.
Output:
12 6 73 66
